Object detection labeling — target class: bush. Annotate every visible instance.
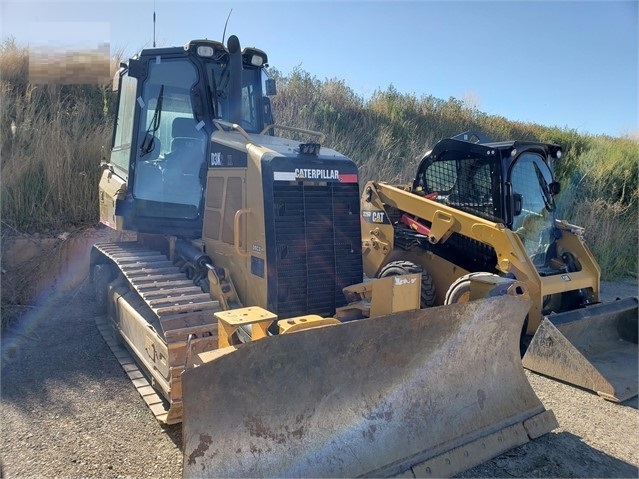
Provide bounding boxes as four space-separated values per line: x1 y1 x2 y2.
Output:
556 135 638 279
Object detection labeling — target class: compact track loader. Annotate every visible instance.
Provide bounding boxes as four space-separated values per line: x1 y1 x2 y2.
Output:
92 38 556 477
361 131 638 402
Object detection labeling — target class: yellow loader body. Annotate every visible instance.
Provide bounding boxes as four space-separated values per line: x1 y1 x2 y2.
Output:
361 173 637 403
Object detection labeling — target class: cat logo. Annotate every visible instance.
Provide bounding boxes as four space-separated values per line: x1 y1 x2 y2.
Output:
362 210 388 224
372 212 385 223
295 168 340 180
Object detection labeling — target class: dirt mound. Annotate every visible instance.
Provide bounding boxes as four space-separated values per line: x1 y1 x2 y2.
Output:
1 226 132 327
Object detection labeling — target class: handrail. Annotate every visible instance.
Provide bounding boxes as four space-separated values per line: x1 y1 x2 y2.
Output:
212 120 326 145
233 208 251 257
212 120 253 142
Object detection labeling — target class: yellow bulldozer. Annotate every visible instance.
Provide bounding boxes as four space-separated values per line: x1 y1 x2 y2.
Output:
361 131 638 403
92 36 558 477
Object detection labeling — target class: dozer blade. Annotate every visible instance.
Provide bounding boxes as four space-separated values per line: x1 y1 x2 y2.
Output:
182 295 557 478
523 297 638 403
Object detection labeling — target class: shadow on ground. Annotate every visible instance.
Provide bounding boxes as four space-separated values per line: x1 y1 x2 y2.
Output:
1 283 182 449
459 430 638 478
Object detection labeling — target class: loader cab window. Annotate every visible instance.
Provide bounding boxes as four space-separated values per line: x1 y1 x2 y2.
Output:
133 58 207 219
510 152 555 256
417 151 502 222
420 160 457 192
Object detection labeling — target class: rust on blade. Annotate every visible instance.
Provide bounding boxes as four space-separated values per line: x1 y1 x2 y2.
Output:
182 295 556 478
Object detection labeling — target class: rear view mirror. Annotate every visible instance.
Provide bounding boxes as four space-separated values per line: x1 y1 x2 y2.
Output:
262 97 274 131
549 181 561 195
265 78 277 96
128 58 147 79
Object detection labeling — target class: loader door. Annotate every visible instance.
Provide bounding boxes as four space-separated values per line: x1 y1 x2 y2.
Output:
113 58 208 237
508 152 555 258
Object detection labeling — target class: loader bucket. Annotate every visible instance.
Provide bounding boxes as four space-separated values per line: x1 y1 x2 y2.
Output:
523 297 638 403
182 295 557 478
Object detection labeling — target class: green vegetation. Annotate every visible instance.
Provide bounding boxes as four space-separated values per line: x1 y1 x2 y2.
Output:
1 41 636 279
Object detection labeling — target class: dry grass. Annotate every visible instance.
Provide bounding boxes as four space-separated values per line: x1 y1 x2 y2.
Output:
1 38 116 233
556 136 638 279
558 195 638 280
1 40 636 283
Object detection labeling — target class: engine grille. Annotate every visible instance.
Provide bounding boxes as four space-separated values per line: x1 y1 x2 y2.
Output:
272 182 362 318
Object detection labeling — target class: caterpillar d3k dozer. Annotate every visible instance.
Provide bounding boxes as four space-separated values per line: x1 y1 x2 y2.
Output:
360 131 638 403
92 37 556 477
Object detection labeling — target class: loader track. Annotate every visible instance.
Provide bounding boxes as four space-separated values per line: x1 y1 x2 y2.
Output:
93 242 222 424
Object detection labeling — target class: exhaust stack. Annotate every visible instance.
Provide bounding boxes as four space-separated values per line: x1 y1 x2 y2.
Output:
227 35 242 125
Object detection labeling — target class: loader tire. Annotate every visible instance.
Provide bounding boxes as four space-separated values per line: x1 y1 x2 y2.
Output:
444 272 499 305
93 263 115 313
378 260 436 307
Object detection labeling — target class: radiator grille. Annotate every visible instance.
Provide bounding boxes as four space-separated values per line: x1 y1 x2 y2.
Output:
272 182 362 318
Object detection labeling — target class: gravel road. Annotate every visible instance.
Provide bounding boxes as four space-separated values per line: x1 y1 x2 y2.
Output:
1 280 637 478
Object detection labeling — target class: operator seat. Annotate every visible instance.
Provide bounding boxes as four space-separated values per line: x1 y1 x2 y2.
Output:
169 117 204 155
163 117 206 207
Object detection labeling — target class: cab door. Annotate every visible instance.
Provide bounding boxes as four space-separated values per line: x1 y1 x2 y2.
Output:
104 56 208 237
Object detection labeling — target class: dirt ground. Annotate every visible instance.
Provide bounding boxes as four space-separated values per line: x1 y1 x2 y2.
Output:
1 246 637 478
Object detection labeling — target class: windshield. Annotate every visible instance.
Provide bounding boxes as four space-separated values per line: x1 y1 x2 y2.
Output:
510 152 555 258
205 60 263 132
133 58 207 216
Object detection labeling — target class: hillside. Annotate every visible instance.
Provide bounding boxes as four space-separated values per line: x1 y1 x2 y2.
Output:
1 39 637 281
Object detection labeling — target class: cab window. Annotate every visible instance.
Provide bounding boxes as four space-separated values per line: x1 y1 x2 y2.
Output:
133 58 207 215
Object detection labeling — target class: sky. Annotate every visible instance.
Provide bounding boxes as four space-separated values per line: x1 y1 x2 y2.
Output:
2 0 637 137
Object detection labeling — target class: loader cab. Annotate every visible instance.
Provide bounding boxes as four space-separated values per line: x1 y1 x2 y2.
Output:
412 138 506 224
105 37 272 237
413 133 562 262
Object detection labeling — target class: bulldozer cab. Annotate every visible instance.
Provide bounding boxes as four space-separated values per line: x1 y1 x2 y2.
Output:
104 39 272 237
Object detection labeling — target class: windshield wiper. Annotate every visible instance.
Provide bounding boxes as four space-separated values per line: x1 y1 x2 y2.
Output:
139 84 164 157
533 162 555 212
